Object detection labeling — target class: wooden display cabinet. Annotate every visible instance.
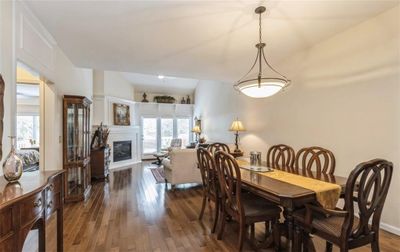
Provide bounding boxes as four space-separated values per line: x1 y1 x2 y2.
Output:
63 95 92 202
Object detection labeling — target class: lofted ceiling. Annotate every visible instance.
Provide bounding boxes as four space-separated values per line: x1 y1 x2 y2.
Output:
26 0 398 85
121 72 198 95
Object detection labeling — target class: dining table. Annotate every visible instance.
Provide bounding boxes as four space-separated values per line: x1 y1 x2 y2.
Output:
236 160 348 252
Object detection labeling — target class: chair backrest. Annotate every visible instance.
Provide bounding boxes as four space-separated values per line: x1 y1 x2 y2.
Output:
342 159 393 240
170 138 182 148
295 146 336 175
214 150 243 216
208 143 230 154
266 144 296 169
197 147 218 198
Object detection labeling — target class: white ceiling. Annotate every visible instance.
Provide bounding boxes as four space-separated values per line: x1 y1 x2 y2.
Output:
121 72 198 95
26 0 398 85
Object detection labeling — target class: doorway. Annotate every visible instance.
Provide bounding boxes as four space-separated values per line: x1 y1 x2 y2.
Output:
16 62 43 171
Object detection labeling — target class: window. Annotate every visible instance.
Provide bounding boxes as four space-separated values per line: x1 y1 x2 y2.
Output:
161 118 174 150
142 118 157 154
16 115 40 149
177 118 190 147
141 117 192 156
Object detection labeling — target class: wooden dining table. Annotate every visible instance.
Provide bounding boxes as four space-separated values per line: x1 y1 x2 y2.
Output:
237 162 348 251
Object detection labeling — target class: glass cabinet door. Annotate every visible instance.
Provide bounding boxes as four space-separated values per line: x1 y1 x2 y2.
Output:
66 103 76 162
77 104 84 160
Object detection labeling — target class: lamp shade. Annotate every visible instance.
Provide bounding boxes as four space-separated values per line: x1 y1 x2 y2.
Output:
229 120 246 132
236 78 288 98
192 125 201 133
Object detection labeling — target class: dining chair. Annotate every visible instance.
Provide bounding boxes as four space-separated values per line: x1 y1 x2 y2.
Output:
295 146 336 176
214 150 281 251
207 142 231 154
197 147 220 233
266 144 296 170
293 159 393 252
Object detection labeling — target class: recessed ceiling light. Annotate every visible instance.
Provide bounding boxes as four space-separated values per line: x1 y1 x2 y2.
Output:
158 75 165 79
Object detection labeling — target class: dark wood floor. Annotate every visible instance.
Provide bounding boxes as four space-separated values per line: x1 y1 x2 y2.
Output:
24 162 400 251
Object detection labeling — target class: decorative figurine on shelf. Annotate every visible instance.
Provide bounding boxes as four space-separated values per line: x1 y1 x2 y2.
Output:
142 92 149 102
181 97 186 104
2 136 23 182
186 95 191 104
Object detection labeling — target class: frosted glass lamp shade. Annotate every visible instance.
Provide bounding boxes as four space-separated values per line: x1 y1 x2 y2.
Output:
235 78 288 98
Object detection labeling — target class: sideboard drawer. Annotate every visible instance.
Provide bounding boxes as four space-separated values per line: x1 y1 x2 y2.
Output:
47 174 62 194
46 192 61 218
0 207 14 239
19 192 44 226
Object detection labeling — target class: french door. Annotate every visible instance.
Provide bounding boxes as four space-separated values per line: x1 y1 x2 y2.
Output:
141 117 192 159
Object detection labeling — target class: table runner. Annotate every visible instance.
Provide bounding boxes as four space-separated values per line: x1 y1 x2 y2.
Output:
237 160 341 209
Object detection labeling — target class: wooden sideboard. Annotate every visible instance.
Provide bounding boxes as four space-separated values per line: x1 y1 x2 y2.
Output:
0 170 64 251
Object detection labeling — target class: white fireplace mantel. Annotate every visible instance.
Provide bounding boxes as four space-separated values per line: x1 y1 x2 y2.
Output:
108 125 141 169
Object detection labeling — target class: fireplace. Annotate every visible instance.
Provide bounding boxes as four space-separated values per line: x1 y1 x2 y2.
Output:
113 141 132 162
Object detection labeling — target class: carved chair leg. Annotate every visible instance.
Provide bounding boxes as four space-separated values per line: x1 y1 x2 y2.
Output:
238 219 246 251
217 209 226 240
326 241 333 252
199 193 207 220
339 245 349 252
371 240 380 252
265 220 270 240
250 223 255 242
211 200 219 233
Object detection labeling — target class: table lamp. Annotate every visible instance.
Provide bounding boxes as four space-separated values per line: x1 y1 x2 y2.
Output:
229 118 246 154
192 125 201 142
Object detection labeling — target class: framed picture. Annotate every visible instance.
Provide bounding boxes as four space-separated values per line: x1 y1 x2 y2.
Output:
113 103 130 126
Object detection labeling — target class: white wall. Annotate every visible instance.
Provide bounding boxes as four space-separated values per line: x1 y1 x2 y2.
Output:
0 1 16 166
0 1 93 172
194 6 400 233
92 70 135 125
104 70 134 100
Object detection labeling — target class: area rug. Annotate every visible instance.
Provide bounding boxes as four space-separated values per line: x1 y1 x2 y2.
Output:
150 167 165 183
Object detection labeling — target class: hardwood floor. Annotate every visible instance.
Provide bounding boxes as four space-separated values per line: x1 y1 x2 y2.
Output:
23 162 399 251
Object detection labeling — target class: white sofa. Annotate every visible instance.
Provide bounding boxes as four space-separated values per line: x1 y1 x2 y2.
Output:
162 148 202 188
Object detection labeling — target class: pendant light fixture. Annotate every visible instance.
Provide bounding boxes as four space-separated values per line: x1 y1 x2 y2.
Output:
234 6 290 98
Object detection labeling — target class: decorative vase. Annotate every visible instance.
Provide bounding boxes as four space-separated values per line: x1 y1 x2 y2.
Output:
2 136 23 182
